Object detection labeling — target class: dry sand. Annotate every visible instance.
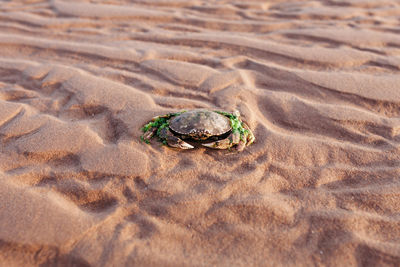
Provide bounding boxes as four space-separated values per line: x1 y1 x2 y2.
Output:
0 0 400 266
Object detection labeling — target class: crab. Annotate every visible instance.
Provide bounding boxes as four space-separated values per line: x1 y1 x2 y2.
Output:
141 109 255 151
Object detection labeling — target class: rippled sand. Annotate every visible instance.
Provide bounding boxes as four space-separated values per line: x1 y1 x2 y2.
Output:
0 0 400 266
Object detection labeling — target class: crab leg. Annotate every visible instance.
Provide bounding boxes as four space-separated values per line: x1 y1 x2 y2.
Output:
242 122 255 145
142 127 157 141
159 128 194 149
236 132 248 152
142 112 178 142
236 122 255 151
151 112 175 121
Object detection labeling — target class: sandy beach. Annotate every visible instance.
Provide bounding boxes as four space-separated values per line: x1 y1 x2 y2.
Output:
0 0 400 266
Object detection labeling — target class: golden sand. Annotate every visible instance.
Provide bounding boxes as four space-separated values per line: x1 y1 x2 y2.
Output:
0 0 399 266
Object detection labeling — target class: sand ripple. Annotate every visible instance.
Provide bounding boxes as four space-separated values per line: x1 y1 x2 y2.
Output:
0 0 399 266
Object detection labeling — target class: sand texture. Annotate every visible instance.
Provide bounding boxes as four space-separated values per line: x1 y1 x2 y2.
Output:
1 0 400 266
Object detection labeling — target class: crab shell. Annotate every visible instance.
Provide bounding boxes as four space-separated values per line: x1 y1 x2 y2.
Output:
169 110 231 140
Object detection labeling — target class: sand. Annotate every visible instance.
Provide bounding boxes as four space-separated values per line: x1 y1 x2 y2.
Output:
0 0 399 266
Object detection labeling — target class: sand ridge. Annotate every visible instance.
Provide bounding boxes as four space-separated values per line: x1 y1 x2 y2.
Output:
0 0 399 266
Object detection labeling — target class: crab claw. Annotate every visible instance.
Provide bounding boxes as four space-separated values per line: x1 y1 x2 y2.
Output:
202 138 233 150
159 128 194 149
202 131 240 150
